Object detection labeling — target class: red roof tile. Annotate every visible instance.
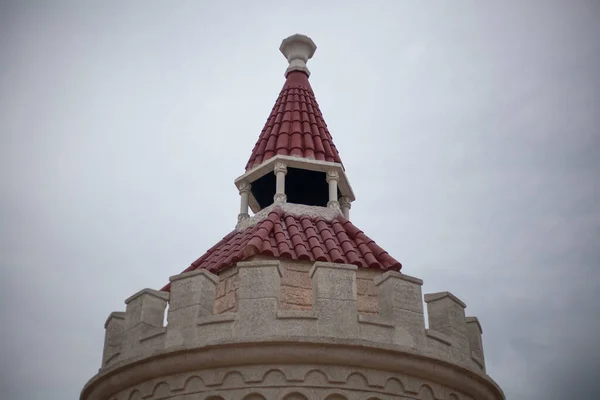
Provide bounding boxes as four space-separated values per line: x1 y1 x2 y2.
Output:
245 71 343 171
161 207 401 291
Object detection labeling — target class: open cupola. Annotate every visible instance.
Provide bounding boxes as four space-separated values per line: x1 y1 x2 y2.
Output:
234 34 355 221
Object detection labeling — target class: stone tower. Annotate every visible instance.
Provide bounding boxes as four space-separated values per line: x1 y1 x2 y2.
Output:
81 34 505 400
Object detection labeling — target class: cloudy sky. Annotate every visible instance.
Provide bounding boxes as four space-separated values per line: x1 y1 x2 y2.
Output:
1 1 599 399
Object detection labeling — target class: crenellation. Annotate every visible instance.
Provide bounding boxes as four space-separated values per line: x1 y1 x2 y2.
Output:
94 259 497 398
121 289 169 359
375 271 426 347
310 262 359 339
357 314 395 343
166 269 218 347
124 289 169 330
275 309 318 337
99 261 493 370
196 312 236 343
465 316 486 372
424 291 471 365
236 260 283 337
102 312 125 367
424 292 467 333
168 269 218 315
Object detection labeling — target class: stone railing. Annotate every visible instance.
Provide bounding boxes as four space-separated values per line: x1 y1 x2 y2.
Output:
102 260 486 374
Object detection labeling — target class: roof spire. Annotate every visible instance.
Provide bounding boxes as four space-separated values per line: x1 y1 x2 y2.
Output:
279 34 317 77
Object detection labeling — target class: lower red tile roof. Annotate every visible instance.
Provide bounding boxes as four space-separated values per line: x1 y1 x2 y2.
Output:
245 71 343 171
161 207 401 291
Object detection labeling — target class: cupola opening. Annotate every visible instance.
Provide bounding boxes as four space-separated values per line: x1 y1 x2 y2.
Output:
250 167 341 210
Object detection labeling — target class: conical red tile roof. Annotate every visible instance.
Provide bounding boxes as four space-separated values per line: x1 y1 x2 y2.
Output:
161 207 401 291
245 71 343 171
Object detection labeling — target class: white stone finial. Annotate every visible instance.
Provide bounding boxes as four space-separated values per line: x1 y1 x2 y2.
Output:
279 34 317 77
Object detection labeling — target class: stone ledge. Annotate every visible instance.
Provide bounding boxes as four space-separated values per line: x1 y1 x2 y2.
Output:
104 352 120 365
82 337 504 400
124 289 169 305
277 310 317 319
472 351 485 370
237 260 284 277
104 312 125 329
358 314 395 328
309 261 357 278
168 268 219 285
426 329 453 346
424 291 467 308
197 313 237 327
139 327 167 343
374 271 423 286
466 316 483 334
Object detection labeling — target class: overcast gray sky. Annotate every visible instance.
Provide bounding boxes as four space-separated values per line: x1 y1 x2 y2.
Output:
1 1 599 399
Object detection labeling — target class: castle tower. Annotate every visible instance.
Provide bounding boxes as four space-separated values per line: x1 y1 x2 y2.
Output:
81 34 505 400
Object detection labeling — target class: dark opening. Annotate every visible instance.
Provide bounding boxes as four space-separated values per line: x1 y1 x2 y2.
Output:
251 172 276 209
286 168 329 206
251 167 342 210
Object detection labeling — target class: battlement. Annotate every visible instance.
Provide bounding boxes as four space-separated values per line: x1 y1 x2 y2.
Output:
101 259 488 377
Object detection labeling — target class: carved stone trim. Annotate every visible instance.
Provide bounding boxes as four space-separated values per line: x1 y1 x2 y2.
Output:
327 200 340 209
238 212 250 222
325 170 339 183
274 162 288 175
82 339 504 400
274 193 287 204
237 180 252 194
339 196 352 209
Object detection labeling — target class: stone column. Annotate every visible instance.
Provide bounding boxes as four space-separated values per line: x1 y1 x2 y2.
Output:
339 196 352 218
326 170 339 208
237 180 251 221
274 162 287 204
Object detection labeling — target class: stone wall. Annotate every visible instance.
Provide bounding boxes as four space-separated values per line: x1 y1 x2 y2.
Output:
213 259 381 315
214 267 239 314
85 258 503 400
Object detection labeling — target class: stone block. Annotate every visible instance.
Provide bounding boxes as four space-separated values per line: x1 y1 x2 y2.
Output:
214 291 236 314
124 289 169 330
276 310 318 336
314 298 358 339
237 260 283 300
424 292 467 336
381 307 426 347
356 278 377 296
102 311 125 367
425 292 470 364
281 269 313 289
465 316 486 371
281 286 312 307
375 271 423 315
197 313 236 343
168 269 218 314
357 295 378 314
166 270 217 347
226 274 239 294
310 262 357 301
358 314 395 343
215 280 226 298
374 272 425 347
236 298 279 337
